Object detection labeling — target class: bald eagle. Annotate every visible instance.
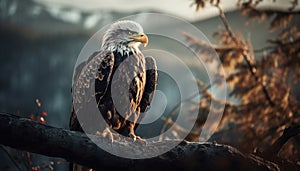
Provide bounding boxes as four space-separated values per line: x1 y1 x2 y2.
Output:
70 20 158 142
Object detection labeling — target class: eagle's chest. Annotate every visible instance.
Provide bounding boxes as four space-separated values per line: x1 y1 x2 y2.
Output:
111 52 146 106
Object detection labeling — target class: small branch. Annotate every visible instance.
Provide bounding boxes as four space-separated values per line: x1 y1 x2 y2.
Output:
181 31 244 51
159 80 212 141
289 0 299 11
215 5 235 39
159 91 201 141
263 125 300 158
215 4 275 107
268 38 300 47
238 1 300 14
253 46 275 53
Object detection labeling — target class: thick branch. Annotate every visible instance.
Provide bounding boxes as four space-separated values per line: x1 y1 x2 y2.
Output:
0 113 280 171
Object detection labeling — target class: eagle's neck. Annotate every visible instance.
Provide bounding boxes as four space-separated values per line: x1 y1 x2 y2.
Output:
105 42 142 57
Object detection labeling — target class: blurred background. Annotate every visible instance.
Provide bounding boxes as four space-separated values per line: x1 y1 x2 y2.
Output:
0 0 299 170
0 0 282 128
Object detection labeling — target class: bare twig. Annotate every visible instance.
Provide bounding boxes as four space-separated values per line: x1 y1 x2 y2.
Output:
253 46 275 53
215 4 275 106
159 81 212 141
269 125 300 157
289 0 299 11
181 31 244 51
159 91 201 141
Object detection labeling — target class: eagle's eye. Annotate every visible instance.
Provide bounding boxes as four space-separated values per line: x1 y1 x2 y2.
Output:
128 31 132 35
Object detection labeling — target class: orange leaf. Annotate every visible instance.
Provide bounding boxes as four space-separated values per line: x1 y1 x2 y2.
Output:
28 114 35 120
41 111 47 116
39 117 46 124
35 99 41 107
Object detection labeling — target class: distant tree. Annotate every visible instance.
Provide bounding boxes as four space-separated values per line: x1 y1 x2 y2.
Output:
176 0 300 163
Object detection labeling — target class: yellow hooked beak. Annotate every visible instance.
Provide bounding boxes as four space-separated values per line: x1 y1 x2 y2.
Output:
128 33 148 47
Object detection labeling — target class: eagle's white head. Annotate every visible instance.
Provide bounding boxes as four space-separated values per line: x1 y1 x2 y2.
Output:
102 20 148 56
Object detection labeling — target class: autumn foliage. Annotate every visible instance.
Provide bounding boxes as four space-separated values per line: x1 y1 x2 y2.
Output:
185 0 300 163
28 99 47 125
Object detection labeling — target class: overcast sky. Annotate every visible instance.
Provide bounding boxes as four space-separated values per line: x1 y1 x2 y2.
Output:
34 0 299 21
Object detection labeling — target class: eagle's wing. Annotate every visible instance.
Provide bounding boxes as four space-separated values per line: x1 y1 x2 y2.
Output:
135 56 158 130
69 51 114 132
72 51 100 84
94 53 115 102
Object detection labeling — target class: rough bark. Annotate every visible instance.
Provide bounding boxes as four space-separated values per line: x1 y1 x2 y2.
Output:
0 113 283 171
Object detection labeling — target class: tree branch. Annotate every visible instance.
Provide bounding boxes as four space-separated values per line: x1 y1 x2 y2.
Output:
215 4 275 107
0 113 282 171
263 125 300 159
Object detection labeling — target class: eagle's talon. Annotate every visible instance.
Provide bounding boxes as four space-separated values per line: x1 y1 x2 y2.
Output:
129 133 146 144
129 133 136 141
96 127 114 143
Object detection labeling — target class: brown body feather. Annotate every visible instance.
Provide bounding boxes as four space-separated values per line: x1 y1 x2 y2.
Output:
70 51 157 135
